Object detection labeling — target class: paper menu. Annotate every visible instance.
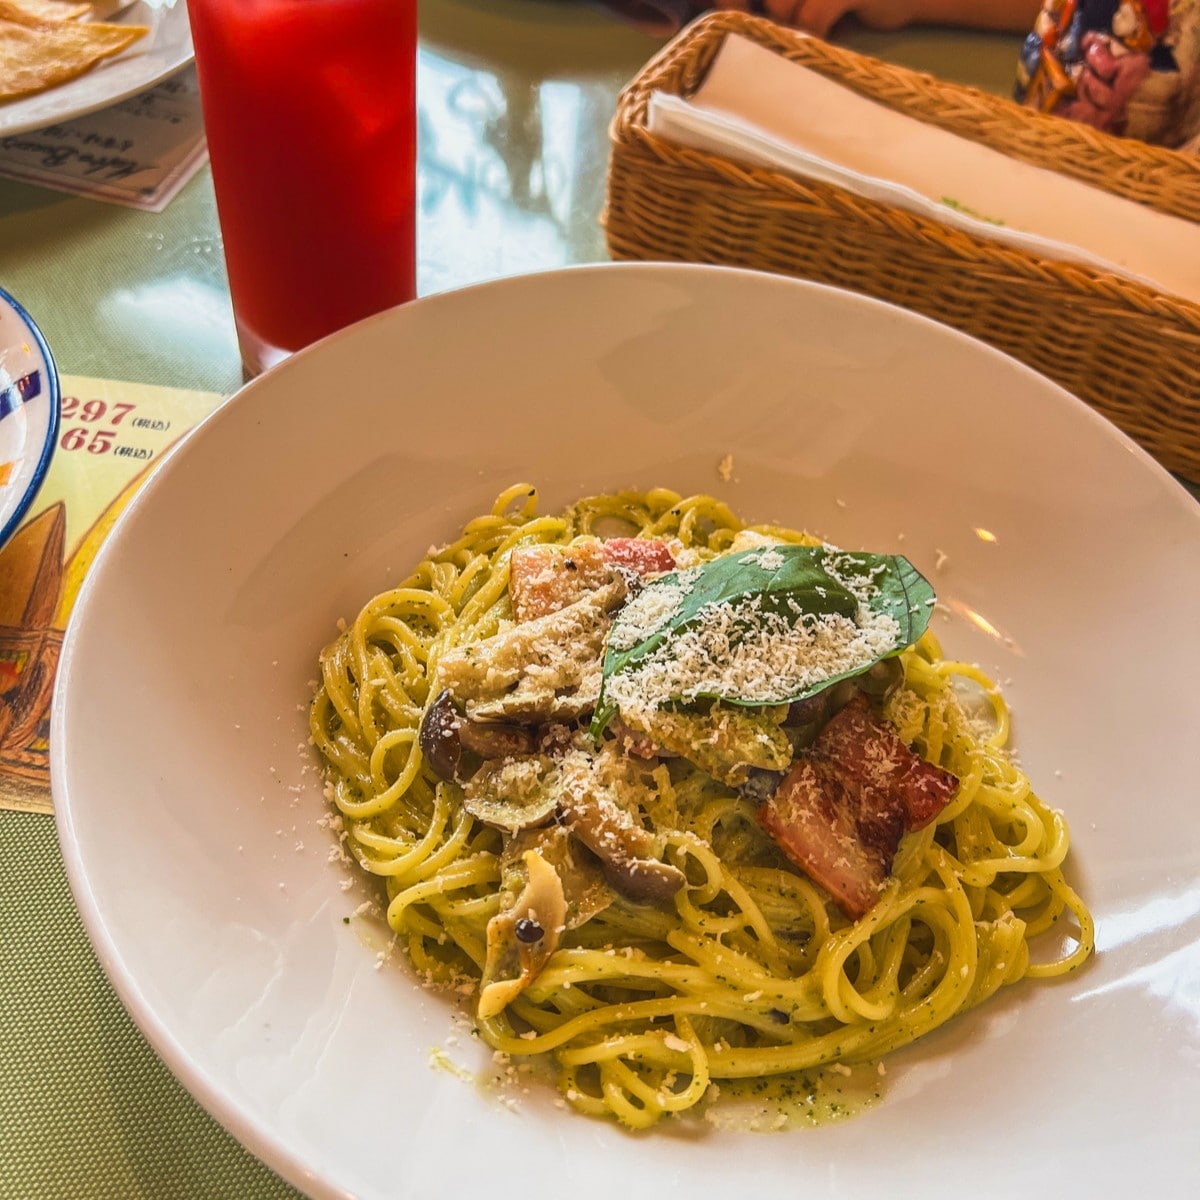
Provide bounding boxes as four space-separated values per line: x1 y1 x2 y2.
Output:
0 64 206 212
0 374 223 816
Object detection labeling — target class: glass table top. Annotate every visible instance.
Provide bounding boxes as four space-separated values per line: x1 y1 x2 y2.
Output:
0 1 1026 398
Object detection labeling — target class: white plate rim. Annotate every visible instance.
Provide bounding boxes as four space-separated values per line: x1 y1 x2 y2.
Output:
0 1 193 137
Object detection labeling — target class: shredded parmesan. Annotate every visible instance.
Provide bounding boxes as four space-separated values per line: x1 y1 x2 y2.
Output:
605 547 911 722
606 591 901 721
606 570 695 652
739 548 785 571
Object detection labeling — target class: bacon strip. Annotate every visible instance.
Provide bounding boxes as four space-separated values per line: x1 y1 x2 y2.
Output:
509 539 675 622
597 538 676 576
758 695 958 918
759 758 888 918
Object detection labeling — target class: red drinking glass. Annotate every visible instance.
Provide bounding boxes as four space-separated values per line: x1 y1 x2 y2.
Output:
187 0 418 376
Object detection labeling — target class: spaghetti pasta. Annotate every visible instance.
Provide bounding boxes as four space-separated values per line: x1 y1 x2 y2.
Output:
310 485 1094 1128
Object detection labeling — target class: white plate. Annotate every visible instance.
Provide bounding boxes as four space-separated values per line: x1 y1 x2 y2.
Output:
52 265 1200 1200
0 1 192 137
0 285 59 550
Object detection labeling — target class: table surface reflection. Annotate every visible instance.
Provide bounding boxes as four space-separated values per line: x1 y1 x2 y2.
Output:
0 0 1026 397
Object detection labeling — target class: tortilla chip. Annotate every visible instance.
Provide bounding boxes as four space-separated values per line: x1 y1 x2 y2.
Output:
0 0 92 26
0 17 147 100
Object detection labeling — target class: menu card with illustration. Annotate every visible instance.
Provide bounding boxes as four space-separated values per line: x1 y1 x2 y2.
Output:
0 375 223 815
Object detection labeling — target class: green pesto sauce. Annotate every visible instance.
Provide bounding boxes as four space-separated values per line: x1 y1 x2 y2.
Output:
429 1041 886 1131
702 1063 884 1132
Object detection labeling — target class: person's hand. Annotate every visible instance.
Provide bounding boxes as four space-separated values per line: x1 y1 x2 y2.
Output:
710 0 1040 37
712 0 916 38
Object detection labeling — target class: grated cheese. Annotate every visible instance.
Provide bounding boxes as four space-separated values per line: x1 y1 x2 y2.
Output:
604 548 910 721
606 570 695 652
739 548 784 571
606 590 901 721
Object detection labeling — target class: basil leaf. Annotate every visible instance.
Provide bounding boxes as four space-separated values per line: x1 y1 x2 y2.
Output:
593 545 934 735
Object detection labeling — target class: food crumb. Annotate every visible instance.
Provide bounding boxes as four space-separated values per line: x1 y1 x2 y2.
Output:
934 549 949 571
717 453 734 482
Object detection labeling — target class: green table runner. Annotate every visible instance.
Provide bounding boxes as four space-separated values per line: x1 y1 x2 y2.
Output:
0 810 297 1199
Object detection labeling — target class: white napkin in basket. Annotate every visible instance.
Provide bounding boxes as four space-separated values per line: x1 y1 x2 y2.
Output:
647 33 1199 304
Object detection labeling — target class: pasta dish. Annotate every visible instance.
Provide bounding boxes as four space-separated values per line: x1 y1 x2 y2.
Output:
310 485 1094 1128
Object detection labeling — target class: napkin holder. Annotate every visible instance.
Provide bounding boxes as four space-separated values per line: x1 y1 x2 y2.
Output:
604 12 1200 483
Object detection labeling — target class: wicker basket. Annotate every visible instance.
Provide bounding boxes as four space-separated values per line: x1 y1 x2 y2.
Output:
604 12 1200 483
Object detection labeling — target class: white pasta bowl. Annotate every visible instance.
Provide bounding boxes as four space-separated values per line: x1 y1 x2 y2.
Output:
52 264 1200 1200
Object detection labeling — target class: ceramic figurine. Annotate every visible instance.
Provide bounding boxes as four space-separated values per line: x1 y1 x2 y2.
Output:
1016 0 1199 147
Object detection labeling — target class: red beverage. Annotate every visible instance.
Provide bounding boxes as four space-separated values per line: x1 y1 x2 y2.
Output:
187 0 418 373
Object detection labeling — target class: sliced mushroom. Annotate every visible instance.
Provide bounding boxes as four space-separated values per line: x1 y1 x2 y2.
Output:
418 689 463 780
786 692 829 728
457 719 538 761
595 854 687 906
461 754 560 833
418 689 537 782
478 848 569 1019
557 746 686 906
434 578 626 723
828 678 865 713
856 656 905 701
469 681 599 725
504 824 615 930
